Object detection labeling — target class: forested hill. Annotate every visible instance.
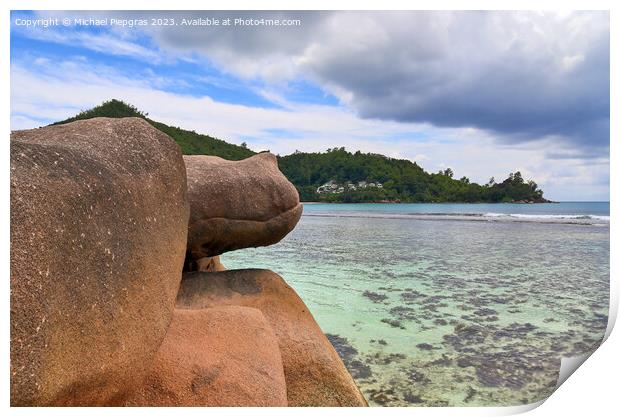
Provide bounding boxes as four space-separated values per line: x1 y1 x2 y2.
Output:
51 100 550 203
278 148 548 203
52 99 255 160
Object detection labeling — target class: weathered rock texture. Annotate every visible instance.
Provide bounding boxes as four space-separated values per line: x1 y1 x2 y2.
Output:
184 153 302 263
195 256 226 272
10 117 189 406
125 306 288 406
177 269 368 406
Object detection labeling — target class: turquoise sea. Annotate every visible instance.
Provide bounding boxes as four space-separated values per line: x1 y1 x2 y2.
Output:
223 202 610 406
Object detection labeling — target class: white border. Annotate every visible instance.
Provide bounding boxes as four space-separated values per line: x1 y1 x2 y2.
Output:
2 1 617 416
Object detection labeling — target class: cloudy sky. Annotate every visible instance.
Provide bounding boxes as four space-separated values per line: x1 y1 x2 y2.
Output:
10 10 609 201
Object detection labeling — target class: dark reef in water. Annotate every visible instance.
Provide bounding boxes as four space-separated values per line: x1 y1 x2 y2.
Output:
326 334 373 380
381 318 406 329
363 290 389 303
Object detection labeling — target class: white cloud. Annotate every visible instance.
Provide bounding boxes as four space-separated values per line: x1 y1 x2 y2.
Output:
16 11 609 156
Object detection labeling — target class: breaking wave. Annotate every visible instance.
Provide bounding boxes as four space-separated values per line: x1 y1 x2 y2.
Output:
303 211 610 225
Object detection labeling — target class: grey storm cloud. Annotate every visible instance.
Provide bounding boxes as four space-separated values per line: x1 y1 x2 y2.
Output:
39 11 611 156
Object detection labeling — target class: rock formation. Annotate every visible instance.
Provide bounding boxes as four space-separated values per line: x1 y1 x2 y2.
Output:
177 269 368 406
10 117 366 407
10 118 189 405
125 306 288 406
184 153 303 268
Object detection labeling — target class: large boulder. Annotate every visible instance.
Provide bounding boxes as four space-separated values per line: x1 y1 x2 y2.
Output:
184 153 302 264
10 117 190 405
177 269 368 406
125 306 288 406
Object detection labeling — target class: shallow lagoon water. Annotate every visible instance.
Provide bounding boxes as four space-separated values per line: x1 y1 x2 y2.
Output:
223 203 609 406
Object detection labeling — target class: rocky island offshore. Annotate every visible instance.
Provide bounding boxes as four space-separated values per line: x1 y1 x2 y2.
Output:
10 117 367 406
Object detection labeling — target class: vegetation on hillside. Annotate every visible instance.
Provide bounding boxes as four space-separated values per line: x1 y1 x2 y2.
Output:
53 99 255 160
278 147 547 203
52 100 550 203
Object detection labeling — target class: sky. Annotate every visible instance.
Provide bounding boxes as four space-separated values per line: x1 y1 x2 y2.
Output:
10 10 610 201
